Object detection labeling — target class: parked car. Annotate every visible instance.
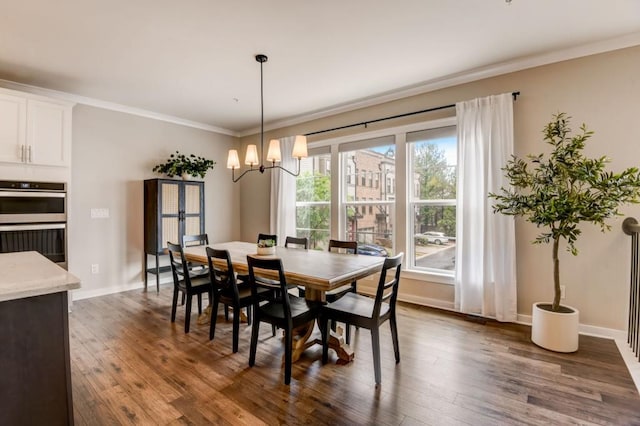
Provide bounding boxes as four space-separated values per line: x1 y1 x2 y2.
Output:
357 243 388 257
415 231 450 245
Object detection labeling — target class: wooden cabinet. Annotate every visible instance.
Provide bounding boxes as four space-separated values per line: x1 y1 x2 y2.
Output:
0 88 72 167
144 178 205 291
0 291 75 425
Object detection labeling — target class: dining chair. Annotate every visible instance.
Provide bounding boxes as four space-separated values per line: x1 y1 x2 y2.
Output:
284 236 308 249
299 239 358 343
247 255 319 385
167 242 213 333
257 233 278 246
321 253 403 385
206 247 273 352
181 234 210 274
237 233 279 283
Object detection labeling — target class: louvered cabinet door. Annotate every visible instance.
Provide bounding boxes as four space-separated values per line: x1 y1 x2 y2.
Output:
182 181 204 239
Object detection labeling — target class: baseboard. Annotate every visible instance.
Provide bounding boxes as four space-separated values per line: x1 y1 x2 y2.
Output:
516 313 626 340
72 280 155 301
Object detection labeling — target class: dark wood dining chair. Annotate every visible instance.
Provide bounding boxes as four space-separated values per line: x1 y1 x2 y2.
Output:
167 242 213 333
321 253 403 385
247 255 319 385
284 236 308 249
237 233 279 283
206 247 273 353
257 233 278 246
182 234 210 273
300 239 358 343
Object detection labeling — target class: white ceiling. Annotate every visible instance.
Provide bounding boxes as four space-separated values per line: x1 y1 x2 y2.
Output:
2 0 640 135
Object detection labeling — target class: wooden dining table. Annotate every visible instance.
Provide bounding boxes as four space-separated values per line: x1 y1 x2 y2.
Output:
182 241 385 363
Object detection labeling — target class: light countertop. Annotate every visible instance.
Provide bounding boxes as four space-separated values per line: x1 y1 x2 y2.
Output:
0 251 81 302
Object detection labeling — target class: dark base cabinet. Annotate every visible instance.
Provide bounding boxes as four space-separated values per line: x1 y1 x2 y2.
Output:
0 291 74 425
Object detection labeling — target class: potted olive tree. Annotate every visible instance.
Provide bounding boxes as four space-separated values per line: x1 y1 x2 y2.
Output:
490 113 640 352
153 151 216 179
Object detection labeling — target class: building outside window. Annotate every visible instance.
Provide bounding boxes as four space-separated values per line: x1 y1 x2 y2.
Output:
341 136 395 255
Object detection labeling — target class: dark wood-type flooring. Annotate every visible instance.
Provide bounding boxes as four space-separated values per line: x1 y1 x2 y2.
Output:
69 287 640 425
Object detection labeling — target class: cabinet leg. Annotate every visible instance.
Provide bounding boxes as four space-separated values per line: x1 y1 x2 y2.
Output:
155 254 160 293
143 254 148 291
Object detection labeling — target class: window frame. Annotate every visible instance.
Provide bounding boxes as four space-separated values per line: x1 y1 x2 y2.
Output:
302 116 456 285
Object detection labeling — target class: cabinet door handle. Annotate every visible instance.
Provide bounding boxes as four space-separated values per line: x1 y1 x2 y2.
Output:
27 145 32 163
20 145 25 162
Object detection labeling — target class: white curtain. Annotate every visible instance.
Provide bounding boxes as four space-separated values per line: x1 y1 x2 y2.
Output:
455 93 517 322
270 136 297 244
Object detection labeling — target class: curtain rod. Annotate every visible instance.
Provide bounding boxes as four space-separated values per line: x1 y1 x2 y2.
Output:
304 91 520 137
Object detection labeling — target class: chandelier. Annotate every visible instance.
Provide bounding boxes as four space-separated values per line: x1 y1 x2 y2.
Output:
227 54 308 182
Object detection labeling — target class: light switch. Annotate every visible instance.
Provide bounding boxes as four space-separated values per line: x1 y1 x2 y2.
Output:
90 208 110 219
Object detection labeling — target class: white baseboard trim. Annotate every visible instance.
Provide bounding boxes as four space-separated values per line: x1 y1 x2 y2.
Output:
72 280 152 301
516 313 626 340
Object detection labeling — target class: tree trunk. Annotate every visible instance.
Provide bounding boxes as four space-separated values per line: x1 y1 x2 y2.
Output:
552 236 561 311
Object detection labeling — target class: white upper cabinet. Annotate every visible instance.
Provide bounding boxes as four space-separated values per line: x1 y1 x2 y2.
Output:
0 93 27 163
0 88 73 167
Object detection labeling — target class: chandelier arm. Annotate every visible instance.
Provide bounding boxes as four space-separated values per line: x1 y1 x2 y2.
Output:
231 167 258 183
274 158 302 177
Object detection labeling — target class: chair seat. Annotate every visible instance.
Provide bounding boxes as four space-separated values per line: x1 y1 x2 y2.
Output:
176 275 211 293
259 295 318 325
219 284 271 306
188 266 210 278
324 292 390 322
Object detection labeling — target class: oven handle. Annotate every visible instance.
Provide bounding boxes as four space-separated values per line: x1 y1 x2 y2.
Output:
0 191 66 198
0 223 66 232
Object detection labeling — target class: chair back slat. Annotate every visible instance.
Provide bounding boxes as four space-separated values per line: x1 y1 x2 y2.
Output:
206 247 240 300
285 236 308 249
182 233 209 247
373 253 403 318
257 233 278 246
328 239 358 254
168 242 193 290
247 256 291 319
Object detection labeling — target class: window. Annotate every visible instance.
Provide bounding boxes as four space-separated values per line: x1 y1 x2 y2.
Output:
340 136 395 255
407 125 457 273
295 151 331 250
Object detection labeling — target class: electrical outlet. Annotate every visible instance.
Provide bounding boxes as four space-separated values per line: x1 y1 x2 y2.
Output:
91 264 100 274
560 285 566 299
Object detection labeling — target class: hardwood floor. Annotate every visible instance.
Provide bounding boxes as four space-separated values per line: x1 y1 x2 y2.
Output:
69 288 640 425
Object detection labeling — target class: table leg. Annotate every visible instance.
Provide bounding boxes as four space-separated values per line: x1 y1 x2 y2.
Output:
287 288 355 364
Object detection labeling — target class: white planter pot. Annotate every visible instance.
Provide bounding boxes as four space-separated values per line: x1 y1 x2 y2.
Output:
256 246 275 256
531 302 579 353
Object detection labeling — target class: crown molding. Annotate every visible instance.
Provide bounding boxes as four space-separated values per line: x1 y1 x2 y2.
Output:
239 31 640 138
0 79 238 137
3 30 639 139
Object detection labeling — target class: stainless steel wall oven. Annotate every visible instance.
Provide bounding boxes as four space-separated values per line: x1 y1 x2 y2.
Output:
0 180 67 267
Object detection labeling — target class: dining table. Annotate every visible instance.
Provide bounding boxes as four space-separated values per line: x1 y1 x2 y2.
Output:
182 241 385 363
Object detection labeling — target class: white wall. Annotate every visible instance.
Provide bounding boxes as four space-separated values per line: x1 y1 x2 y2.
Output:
69 105 240 299
238 45 640 332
